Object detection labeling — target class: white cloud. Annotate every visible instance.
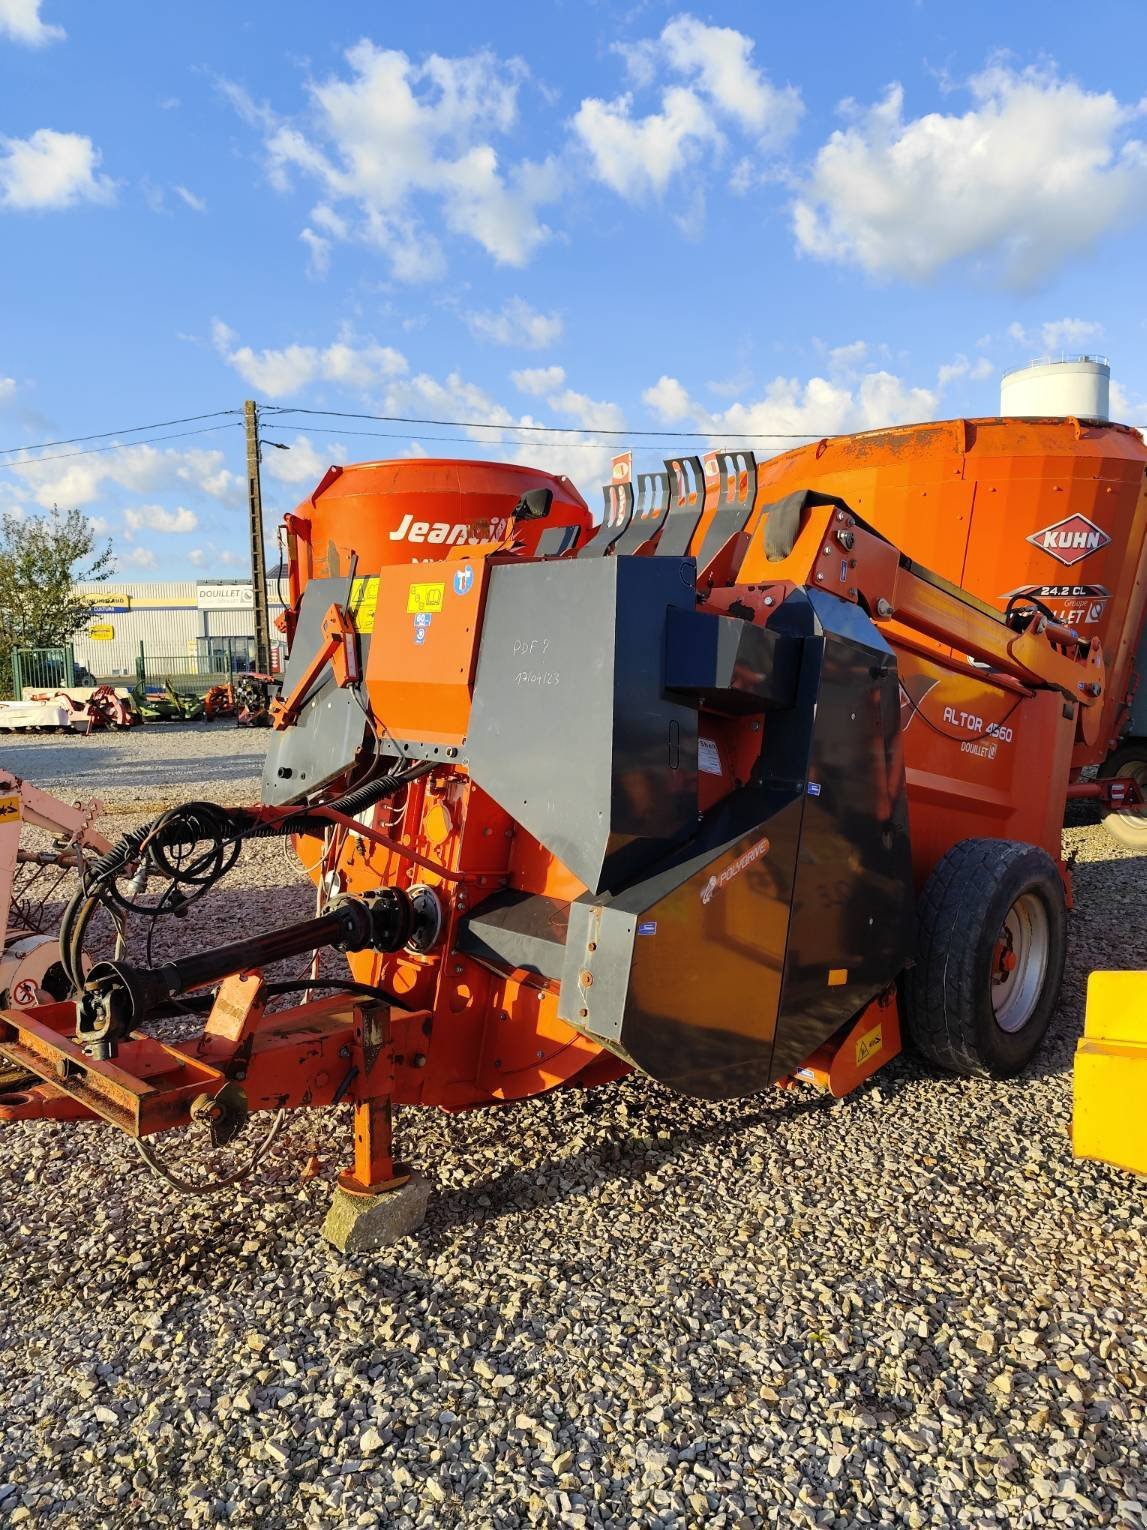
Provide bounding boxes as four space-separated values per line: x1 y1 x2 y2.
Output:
125 546 158 570
825 341 869 378
642 366 937 440
0 128 115 211
261 434 334 486
188 543 244 571
174 185 207 213
0 375 16 404
494 361 625 431
546 387 625 433
511 365 566 395
937 353 995 387
657 15 801 139
642 375 694 422
466 298 562 350
212 318 408 398
123 504 198 534
300 227 331 276
378 366 618 486
1009 317 1105 353
0 0 64 46
227 40 560 278
87 514 109 535
794 63 1147 286
7 441 243 511
573 86 720 200
573 15 801 200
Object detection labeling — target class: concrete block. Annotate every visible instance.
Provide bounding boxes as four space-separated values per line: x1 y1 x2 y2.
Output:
321 1173 432 1253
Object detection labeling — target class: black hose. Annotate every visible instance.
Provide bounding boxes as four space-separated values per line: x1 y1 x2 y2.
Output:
60 764 435 994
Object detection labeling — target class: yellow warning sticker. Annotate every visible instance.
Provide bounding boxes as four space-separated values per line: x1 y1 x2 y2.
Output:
855 1025 883 1067
0 795 21 823
406 581 445 616
350 576 379 634
827 967 848 987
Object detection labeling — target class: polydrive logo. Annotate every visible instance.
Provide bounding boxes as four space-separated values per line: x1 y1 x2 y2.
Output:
1026 514 1111 568
699 836 770 904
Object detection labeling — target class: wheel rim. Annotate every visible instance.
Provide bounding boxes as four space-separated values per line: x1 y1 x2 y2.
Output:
990 892 1050 1033
1112 759 1147 833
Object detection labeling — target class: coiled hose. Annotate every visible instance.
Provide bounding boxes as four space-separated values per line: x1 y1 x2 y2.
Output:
60 760 436 992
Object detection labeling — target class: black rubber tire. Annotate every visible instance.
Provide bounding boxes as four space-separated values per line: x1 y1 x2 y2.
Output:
1100 739 1147 851
904 838 1067 1079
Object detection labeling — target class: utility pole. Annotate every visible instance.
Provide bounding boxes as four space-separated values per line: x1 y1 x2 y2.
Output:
244 399 272 675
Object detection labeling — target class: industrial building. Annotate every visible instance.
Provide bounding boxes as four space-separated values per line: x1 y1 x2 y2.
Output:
71 576 287 680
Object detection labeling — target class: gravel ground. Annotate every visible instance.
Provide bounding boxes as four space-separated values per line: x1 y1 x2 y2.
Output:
0 727 1144 1528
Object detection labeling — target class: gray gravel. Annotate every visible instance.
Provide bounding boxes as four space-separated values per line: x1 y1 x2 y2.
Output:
0 726 1144 1528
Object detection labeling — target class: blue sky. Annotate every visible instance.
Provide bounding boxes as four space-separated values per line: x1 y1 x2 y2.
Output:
2 0 1146 578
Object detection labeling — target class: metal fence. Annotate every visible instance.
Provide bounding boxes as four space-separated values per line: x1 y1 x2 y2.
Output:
11 645 78 697
11 645 234 699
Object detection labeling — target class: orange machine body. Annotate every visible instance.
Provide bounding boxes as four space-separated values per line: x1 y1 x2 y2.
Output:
0 430 1127 1193
737 417 1147 768
280 453 1105 1113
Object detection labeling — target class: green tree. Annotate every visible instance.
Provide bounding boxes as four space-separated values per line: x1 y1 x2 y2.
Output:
0 506 115 696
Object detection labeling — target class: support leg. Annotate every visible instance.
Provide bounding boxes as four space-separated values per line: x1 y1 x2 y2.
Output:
321 1096 430 1253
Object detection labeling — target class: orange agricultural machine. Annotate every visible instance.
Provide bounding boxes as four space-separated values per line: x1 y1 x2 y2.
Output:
0 425 1143 1248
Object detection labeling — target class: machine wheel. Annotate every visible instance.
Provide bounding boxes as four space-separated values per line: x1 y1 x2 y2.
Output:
905 838 1067 1078
1100 740 1147 850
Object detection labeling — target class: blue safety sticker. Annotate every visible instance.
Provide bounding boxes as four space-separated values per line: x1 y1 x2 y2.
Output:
807 781 822 797
637 920 657 936
453 564 474 596
414 614 431 644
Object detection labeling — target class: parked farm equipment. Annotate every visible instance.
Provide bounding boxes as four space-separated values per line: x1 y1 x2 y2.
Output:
0 770 111 1019
0 686 138 734
0 420 1143 1248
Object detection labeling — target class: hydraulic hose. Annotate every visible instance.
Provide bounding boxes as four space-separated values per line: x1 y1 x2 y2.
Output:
59 764 434 993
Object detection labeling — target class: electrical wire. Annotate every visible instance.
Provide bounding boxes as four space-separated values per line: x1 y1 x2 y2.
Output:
265 404 831 442
132 1107 288 1194
0 421 243 468
0 409 240 458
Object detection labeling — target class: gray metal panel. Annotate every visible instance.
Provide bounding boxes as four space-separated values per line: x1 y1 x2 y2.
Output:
467 556 699 894
261 578 371 806
456 891 569 981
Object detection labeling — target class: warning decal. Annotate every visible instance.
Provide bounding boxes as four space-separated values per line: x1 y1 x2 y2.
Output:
406 581 446 616
855 1026 882 1066
0 795 20 823
350 576 379 634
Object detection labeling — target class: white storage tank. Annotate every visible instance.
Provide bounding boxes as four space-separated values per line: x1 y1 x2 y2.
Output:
999 355 1111 421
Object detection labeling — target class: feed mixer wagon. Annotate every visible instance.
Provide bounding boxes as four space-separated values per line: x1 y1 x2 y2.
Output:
0 428 1140 1248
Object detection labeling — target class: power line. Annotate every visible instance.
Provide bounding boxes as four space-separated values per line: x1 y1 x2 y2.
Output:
274 423 680 452
0 408 239 458
1 421 243 467
265 404 828 442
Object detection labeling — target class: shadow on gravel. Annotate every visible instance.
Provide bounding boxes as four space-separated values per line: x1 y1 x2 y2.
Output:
422 1089 835 1236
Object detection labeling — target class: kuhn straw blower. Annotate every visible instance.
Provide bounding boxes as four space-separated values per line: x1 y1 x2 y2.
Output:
0 420 1143 1247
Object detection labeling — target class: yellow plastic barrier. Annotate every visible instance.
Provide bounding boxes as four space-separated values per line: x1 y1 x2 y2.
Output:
1073 971 1147 1177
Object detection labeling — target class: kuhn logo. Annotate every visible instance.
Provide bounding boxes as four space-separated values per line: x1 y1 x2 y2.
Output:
1026 514 1111 568
700 836 770 904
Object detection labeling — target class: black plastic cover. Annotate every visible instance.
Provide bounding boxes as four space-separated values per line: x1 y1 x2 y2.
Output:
557 587 914 1098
